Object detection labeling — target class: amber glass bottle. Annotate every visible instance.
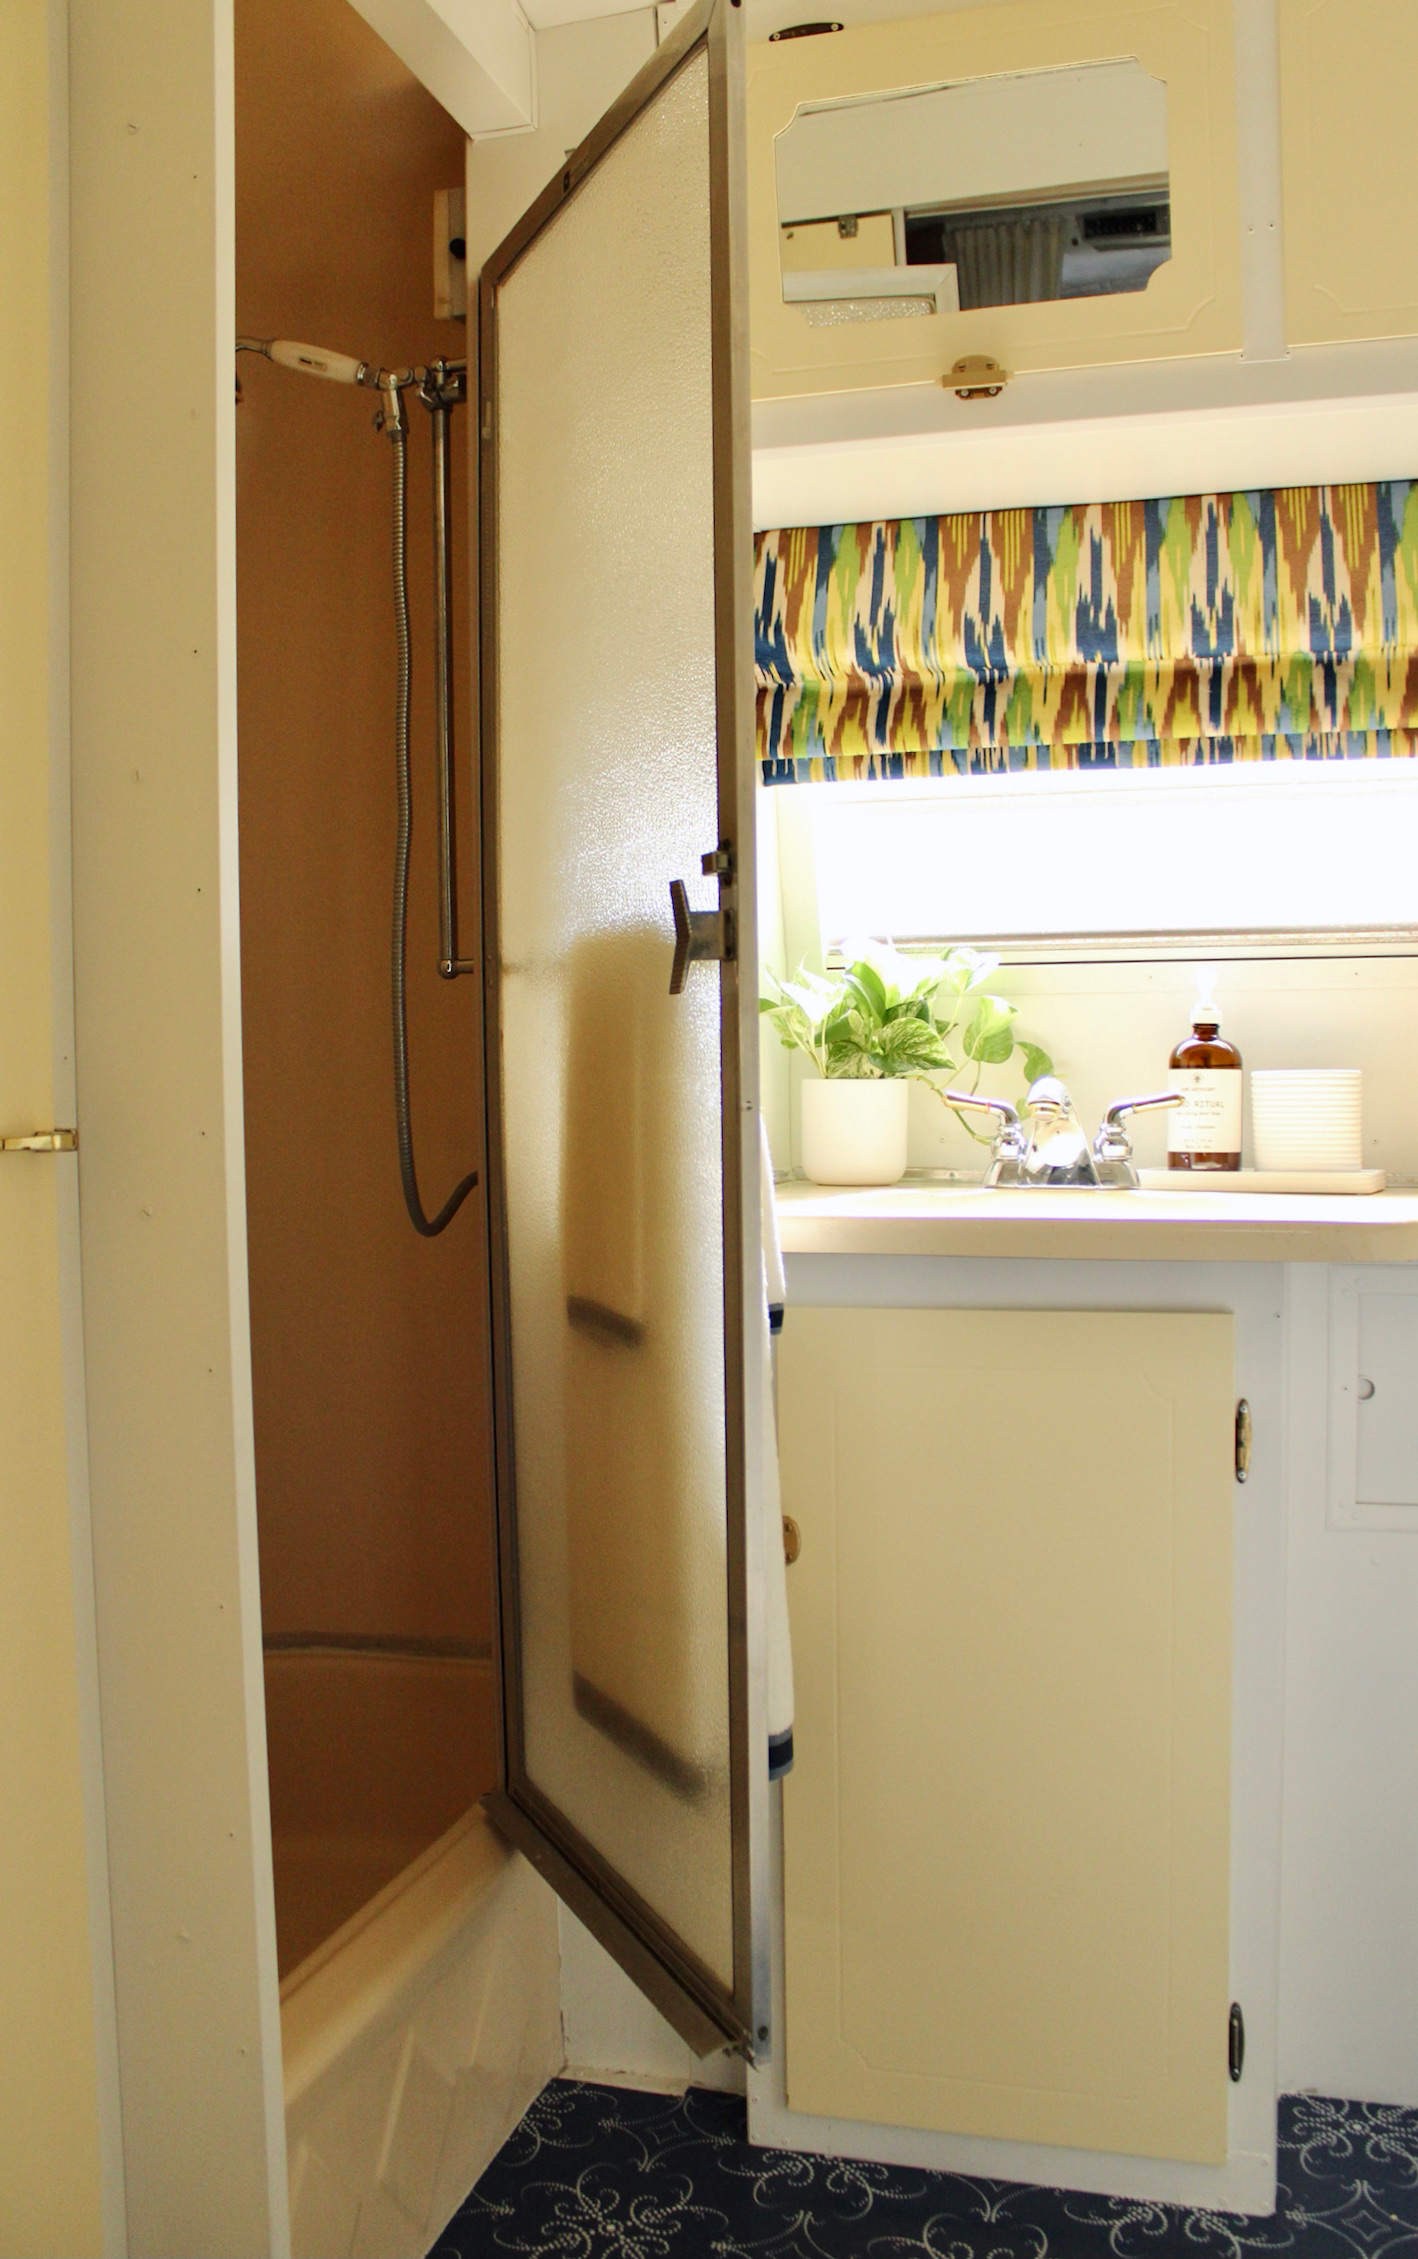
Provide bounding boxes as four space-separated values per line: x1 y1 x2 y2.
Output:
1168 986 1242 1171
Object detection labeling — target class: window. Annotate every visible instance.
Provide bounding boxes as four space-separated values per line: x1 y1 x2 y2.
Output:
801 759 1418 954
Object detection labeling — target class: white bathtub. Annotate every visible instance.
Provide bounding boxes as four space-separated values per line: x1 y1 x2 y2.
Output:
266 1646 563 2257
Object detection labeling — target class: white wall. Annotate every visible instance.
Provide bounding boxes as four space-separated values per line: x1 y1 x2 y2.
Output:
1278 1265 1418 2105
69 0 289 2248
559 1906 746 2094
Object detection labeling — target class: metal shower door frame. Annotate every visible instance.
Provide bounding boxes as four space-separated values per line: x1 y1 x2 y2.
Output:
475 0 769 2059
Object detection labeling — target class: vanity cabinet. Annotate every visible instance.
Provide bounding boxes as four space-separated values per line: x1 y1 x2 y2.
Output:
778 1305 1235 2161
748 0 1242 402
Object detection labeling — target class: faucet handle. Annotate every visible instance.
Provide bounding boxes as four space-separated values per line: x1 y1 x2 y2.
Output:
1100 1089 1185 1135
939 1091 1020 1129
940 1090 1029 1184
1094 1090 1184 1185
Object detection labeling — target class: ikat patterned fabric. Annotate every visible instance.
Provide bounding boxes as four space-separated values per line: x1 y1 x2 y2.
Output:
755 483 1418 780
439 2080 1418 2259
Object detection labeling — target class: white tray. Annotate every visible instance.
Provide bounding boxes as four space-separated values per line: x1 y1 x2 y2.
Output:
1138 1167 1387 1196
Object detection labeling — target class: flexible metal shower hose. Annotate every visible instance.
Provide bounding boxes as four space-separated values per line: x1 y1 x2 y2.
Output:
389 420 478 1237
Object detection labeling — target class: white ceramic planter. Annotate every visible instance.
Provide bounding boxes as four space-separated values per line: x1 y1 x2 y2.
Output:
800 1076 910 1186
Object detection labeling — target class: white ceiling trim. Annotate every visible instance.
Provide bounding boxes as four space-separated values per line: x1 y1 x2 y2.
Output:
522 0 649 31
345 0 538 136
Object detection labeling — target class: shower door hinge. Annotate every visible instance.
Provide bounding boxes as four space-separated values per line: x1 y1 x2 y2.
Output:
1235 1399 1252 1483
1229 2001 1245 2081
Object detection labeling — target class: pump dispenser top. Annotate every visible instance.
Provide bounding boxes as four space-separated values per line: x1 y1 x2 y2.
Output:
1168 967 1242 1170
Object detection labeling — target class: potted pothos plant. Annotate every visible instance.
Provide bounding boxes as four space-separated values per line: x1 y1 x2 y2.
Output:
760 943 1052 1186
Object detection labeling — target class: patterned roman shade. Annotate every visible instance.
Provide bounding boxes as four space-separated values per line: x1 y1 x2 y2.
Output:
755 482 1418 780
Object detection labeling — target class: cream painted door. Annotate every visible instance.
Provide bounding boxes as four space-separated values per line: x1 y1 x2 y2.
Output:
780 1306 1233 2164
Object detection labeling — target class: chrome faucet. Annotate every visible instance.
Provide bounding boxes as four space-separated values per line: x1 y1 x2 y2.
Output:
941 1077 1183 1188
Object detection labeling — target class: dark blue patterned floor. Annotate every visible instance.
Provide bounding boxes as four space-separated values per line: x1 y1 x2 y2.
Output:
434 2084 1418 2259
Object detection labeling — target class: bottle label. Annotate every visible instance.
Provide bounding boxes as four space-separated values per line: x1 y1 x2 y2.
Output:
1167 1069 1242 1155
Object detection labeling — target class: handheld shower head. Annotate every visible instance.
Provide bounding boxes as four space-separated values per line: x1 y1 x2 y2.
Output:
237 335 374 385
233 330 478 1236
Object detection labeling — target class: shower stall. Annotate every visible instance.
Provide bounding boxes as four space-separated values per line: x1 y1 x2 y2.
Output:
234 0 493 1983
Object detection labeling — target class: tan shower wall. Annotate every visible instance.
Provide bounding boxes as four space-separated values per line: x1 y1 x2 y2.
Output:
236 0 489 1650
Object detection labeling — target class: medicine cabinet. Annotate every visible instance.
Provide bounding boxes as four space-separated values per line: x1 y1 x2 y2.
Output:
748 0 1242 400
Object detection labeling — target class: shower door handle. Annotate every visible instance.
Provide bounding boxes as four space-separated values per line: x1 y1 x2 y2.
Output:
668 880 734 995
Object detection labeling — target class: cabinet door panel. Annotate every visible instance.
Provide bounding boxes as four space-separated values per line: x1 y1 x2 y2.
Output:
748 0 1242 401
781 1307 1232 2163
1280 0 1418 347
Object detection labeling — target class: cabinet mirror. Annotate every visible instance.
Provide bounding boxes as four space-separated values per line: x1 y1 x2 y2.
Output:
775 57 1170 322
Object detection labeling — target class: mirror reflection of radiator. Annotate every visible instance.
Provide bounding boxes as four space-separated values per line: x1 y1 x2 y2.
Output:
561 926 725 1801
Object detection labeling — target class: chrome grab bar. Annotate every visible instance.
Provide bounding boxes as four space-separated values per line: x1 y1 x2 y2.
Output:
421 363 475 979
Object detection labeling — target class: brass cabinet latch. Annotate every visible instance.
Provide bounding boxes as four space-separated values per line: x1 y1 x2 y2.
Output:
1235 1399 1252 1483
2 1128 77 1153
944 354 1009 399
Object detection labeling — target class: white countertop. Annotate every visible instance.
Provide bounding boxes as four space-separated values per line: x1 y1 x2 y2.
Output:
775 1178 1418 1263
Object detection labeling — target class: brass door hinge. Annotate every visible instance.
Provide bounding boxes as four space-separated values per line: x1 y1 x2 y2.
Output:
1235 1399 1252 1483
783 1515 801 1565
1229 2001 1245 2081
2 1128 77 1153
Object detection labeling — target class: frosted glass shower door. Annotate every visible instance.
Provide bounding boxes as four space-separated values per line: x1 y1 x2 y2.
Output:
478 0 766 2057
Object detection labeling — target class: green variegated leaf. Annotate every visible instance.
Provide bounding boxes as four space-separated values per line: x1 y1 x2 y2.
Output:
843 962 890 1020
962 994 1018 1065
877 1017 951 1070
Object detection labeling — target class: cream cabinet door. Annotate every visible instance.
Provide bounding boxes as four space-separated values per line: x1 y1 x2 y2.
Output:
781 1307 1233 2164
1279 0 1418 347
749 0 1242 401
